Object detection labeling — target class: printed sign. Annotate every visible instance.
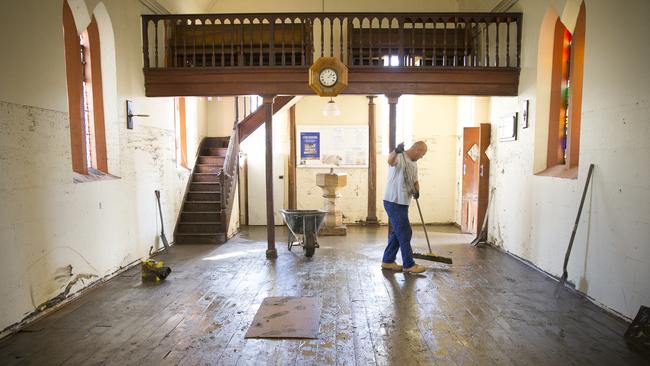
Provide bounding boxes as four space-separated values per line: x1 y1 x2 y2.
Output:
300 132 320 160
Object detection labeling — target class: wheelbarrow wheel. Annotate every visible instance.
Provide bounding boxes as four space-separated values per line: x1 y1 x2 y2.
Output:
304 245 315 257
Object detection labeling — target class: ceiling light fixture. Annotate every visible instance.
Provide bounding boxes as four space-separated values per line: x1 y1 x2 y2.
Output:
323 97 340 117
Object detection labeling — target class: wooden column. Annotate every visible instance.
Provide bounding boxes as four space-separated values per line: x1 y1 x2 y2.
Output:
263 95 277 259
386 95 400 151
366 96 378 225
288 105 297 209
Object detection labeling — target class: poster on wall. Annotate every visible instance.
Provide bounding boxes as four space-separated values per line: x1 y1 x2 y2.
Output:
300 132 320 160
297 125 368 168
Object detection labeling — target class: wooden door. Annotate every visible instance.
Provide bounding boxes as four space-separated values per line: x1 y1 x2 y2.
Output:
461 127 479 233
461 124 491 234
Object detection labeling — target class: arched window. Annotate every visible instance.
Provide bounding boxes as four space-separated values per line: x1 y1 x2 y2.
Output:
547 2 585 171
63 0 107 175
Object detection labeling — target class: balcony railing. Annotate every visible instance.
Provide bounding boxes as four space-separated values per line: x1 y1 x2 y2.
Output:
142 12 522 70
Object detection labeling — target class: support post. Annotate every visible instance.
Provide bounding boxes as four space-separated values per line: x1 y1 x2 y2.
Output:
366 96 378 225
386 94 400 238
386 94 400 152
263 95 277 259
288 105 297 209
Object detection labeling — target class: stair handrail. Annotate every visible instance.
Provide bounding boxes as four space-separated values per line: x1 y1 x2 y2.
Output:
217 121 241 238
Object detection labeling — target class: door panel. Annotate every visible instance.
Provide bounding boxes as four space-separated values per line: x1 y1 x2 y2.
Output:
461 127 479 233
461 124 491 235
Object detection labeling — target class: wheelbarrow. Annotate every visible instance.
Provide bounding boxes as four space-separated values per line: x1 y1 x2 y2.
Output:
279 209 327 257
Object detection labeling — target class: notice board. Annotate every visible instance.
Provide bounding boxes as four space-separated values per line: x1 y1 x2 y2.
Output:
297 125 368 168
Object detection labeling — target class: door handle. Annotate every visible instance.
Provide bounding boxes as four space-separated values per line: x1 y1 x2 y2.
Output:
479 164 484 177
278 175 284 179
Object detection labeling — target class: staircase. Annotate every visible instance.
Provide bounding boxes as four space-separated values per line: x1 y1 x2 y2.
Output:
174 137 231 244
173 95 296 245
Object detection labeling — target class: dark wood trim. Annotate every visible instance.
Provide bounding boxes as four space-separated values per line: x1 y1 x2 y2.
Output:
238 96 294 142
263 95 277 259
144 67 519 97
86 16 108 173
288 105 297 209
547 19 567 168
567 2 585 169
366 96 378 225
63 0 87 174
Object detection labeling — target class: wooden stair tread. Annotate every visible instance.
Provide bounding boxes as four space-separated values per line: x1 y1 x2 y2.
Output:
175 233 221 236
185 200 221 203
178 222 219 225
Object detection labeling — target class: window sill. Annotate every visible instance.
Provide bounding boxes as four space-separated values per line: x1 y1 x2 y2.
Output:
536 164 578 179
73 168 121 183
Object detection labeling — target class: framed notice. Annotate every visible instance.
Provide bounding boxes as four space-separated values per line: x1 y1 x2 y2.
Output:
498 113 518 141
300 132 320 160
297 125 368 168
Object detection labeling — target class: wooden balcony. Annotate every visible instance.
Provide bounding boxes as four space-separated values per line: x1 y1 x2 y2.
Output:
142 13 522 97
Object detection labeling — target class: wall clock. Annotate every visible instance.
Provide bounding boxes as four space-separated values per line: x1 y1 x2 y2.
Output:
309 57 348 97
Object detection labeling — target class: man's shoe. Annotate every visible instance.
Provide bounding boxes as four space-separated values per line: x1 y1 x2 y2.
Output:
403 264 426 273
381 262 403 271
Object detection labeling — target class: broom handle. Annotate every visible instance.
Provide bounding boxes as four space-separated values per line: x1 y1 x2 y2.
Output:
155 190 165 234
561 164 595 273
415 198 433 253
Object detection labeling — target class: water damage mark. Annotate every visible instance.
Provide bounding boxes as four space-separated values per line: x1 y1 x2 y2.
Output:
35 272 98 312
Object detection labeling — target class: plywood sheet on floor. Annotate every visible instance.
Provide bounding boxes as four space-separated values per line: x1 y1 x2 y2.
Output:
245 296 321 338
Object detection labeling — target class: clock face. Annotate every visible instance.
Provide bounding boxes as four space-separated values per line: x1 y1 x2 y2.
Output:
319 68 338 87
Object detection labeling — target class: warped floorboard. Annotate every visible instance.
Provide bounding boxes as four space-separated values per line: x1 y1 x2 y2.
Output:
0 226 646 365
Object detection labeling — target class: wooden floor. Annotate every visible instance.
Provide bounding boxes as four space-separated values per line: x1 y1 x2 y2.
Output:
0 225 646 365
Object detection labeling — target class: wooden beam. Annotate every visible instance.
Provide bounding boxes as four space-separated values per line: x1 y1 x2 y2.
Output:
263 95 277 259
288 105 297 209
144 67 519 97
366 96 378 225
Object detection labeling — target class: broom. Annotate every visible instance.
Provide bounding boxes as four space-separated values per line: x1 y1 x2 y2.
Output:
155 190 170 252
412 198 453 264
554 163 595 298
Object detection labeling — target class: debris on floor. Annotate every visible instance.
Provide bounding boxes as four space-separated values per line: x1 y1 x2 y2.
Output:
141 259 171 282
245 296 321 339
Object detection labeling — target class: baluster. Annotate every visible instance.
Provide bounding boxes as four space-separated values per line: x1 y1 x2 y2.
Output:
369 19 373 65
496 17 500 67
463 18 469 67
432 19 437 66
442 18 447 66
453 16 458 67
183 19 188 67
340 18 344 62
485 19 489 67
192 19 196 67
300 18 305 65
270 19 276 66
239 20 244 66
248 20 253 66
281 20 286 66
142 18 149 69
291 20 296 65
389 18 404 66
358 19 363 65
259 19 264 66
410 20 415 66
230 21 234 66
506 16 510 67
347 18 353 66
320 17 324 58
153 20 158 67
220 20 225 67
211 19 215 67
421 19 426 66
330 18 334 57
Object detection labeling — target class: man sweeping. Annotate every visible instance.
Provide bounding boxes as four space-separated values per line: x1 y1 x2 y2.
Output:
381 141 428 273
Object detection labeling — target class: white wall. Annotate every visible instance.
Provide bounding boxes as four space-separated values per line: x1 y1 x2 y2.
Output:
206 97 237 138
293 95 458 225
468 0 650 319
0 0 207 334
